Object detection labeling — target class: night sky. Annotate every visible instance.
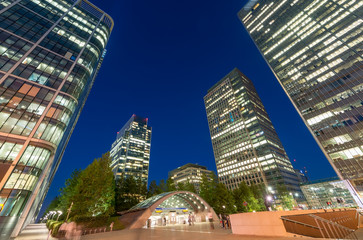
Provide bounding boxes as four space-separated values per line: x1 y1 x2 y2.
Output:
41 0 336 213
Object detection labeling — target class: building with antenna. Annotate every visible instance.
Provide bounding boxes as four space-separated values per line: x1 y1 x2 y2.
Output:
110 114 151 183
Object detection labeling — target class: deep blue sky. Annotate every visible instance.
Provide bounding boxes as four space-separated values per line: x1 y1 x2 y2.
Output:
42 0 336 211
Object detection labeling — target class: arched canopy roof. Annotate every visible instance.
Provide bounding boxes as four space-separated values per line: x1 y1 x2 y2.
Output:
130 191 208 212
120 191 218 229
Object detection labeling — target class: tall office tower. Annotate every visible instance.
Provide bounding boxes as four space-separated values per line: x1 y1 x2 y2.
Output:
110 115 152 183
204 68 302 198
238 0 363 195
0 0 113 237
168 163 214 193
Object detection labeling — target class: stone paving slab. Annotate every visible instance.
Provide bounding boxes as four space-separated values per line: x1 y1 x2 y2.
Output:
17 222 363 240
82 223 311 240
14 223 55 240
355 228 363 239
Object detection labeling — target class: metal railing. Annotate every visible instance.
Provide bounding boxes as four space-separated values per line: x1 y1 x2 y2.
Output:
281 211 359 239
281 216 323 238
309 214 357 239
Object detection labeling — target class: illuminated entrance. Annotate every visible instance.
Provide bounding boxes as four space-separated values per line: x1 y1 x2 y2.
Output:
118 191 218 229
148 195 198 226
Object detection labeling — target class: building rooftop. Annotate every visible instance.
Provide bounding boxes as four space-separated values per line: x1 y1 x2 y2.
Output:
206 68 240 94
243 0 259 11
168 163 208 177
116 114 149 139
301 176 340 186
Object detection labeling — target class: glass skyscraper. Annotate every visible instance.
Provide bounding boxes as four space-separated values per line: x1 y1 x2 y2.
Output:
0 0 113 238
238 0 363 196
110 114 151 184
204 68 302 199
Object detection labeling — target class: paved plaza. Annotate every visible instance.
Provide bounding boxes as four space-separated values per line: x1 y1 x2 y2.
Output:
82 223 299 240
14 222 363 240
14 222 303 240
14 224 55 240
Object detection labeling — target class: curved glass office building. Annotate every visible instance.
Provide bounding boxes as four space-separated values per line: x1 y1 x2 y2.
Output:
0 0 113 237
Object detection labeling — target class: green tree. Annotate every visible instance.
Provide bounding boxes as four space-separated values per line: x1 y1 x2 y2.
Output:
115 175 140 212
199 172 236 214
233 182 260 213
58 169 82 213
214 183 235 214
71 152 115 217
199 172 218 208
184 181 196 193
147 180 159 198
158 179 167 193
276 184 295 210
115 176 125 212
166 177 176 192
177 182 186 191
114 174 148 212
250 184 266 211
136 177 148 197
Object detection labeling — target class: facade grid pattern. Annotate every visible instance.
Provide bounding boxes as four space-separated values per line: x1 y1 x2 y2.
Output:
168 163 214 193
110 115 152 184
238 0 363 193
0 0 113 238
204 68 302 199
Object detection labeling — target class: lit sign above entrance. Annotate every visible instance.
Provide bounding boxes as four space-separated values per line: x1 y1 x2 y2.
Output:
155 207 187 210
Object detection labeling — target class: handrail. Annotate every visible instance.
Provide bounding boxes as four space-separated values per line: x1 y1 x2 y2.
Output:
308 214 356 233
280 216 320 230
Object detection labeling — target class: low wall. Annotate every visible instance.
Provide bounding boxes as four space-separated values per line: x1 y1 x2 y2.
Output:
230 209 326 237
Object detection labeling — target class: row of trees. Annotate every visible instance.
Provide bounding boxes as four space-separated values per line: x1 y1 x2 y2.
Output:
44 153 296 221
119 172 295 215
147 178 197 197
199 173 266 214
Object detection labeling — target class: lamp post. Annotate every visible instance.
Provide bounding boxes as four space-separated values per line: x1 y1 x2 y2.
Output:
49 211 54 220
56 211 63 221
265 195 273 211
66 202 73 221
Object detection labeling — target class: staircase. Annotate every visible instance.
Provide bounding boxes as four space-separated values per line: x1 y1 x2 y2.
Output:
281 209 360 239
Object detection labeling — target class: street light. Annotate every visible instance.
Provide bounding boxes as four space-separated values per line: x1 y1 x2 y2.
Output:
265 195 273 211
267 186 275 194
56 211 63 221
48 211 55 220
66 202 73 221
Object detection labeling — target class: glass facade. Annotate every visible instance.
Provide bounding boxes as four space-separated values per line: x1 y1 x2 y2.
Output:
238 0 363 195
204 68 302 199
0 0 113 238
168 163 214 193
110 114 152 184
300 177 358 209
126 191 216 228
